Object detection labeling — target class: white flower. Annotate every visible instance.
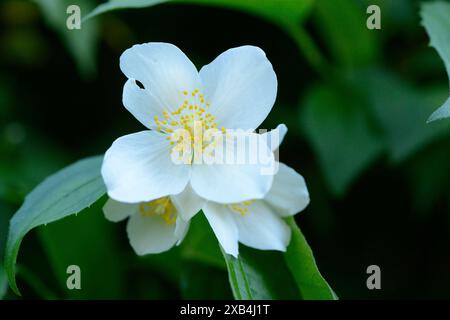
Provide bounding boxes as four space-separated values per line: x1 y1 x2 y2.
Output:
203 162 309 257
102 186 201 255
173 124 311 257
101 43 278 205
102 124 309 257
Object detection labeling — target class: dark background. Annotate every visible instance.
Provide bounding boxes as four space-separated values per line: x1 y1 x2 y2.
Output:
1 0 450 299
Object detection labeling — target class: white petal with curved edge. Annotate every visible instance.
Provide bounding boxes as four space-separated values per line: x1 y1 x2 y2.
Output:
103 198 138 222
203 202 239 257
120 42 201 118
101 130 190 203
233 201 291 251
191 163 273 203
260 123 288 152
174 218 190 245
200 46 277 131
126 212 178 255
171 184 205 221
122 79 166 130
191 133 275 203
264 162 310 217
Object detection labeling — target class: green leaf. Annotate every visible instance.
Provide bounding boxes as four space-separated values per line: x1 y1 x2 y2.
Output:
313 0 379 67
4 156 106 295
428 97 450 123
33 0 99 78
38 200 124 299
284 217 337 300
300 82 383 196
221 246 300 300
421 1 450 121
221 248 252 300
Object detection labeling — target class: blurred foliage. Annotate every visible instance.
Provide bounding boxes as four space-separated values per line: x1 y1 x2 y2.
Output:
421 1 450 121
34 0 99 78
1 0 450 299
181 211 226 269
85 0 314 25
301 79 384 196
349 69 450 161
0 203 9 299
314 0 380 68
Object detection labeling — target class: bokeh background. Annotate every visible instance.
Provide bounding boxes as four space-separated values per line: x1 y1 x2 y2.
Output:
1 0 450 299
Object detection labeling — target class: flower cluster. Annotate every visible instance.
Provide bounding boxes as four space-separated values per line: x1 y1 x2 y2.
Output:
101 43 310 257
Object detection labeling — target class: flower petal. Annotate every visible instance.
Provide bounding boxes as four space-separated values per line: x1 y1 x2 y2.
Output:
260 123 287 152
174 218 190 245
200 45 277 131
126 212 178 255
170 184 205 221
103 198 137 222
122 79 162 130
203 202 239 257
233 201 291 251
120 42 201 123
101 130 190 203
264 162 310 217
190 133 275 203
191 163 273 203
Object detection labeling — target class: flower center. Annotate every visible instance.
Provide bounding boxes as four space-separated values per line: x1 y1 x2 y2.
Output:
152 89 226 164
139 197 177 225
152 89 221 134
227 200 255 216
